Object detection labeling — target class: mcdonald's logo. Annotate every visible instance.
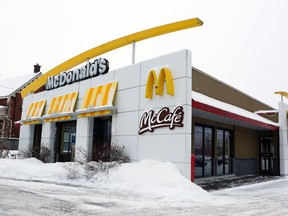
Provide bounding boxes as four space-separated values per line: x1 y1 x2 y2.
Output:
145 67 174 99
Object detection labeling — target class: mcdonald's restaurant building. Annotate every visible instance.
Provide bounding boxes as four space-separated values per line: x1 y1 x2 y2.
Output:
19 50 281 180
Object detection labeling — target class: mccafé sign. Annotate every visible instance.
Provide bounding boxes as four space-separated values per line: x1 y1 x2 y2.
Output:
139 67 184 134
46 58 109 90
138 106 184 134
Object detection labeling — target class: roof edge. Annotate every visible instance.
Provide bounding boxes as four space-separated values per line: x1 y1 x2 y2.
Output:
192 100 279 131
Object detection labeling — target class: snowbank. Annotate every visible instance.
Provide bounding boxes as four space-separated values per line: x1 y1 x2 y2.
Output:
0 158 209 201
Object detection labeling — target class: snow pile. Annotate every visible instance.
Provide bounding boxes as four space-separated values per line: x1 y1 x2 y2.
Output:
0 158 209 201
94 159 209 201
0 158 65 181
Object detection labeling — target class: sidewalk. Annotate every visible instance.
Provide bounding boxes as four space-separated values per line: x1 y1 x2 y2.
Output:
194 174 283 191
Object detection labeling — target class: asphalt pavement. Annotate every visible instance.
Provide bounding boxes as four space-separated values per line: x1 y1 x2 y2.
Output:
1 177 288 216
194 174 283 191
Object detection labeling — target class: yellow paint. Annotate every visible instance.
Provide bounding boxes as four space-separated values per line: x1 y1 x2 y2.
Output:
80 81 117 109
23 100 46 124
156 67 174 96
275 91 288 99
145 67 174 99
44 92 78 122
145 70 157 99
22 120 41 125
276 92 288 117
78 110 112 118
43 116 72 123
21 18 203 98
26 99 46 119
46 92 78 115
78 81 117 118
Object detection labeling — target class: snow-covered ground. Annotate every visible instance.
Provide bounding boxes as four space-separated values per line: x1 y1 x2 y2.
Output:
1 158 288 215
0 158 209 201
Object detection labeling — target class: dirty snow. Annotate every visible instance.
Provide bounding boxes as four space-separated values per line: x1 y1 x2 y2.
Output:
1 158 288 215
0 158 209 201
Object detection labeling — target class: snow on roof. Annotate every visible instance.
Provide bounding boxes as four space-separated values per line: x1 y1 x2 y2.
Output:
254 110 278 115
0 73 41 98
192 91 278 127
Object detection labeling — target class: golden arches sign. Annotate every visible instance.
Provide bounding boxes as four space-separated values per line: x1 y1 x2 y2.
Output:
21 18 203 98
145 67 174 99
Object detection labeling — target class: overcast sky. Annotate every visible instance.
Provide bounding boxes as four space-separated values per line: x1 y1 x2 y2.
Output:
0 0 287 108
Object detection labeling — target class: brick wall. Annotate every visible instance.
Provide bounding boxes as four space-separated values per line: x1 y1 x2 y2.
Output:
0 93 23 138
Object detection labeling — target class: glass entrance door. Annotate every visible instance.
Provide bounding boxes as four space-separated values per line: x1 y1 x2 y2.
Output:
260 137 273 174
216 129 232 175
194 125 213 177
55 121 76 162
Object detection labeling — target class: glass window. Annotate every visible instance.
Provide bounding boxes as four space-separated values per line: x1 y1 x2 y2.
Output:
260 137 273 174
224 131 232 174
216 130 224 175
92 117 112 162
204 127 212 177
194 125 213 178
216 129 232 175
194 126 233 178
194 126 203 177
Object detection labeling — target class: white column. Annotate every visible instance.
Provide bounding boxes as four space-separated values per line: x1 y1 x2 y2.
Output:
18 124 35 158
278 101 288 176
75 117 93 163
41 122 56 162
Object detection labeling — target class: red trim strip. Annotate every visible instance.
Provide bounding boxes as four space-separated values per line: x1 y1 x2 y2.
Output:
192 100 279 131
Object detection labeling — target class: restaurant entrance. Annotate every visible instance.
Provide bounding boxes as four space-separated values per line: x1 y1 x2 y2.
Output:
55 121 77 162
194 124 233 178
260 137 273 174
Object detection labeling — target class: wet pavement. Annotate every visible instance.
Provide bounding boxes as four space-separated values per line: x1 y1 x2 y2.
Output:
194 174 283 191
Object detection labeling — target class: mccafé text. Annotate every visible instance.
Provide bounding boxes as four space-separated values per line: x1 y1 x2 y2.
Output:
138 106 184 134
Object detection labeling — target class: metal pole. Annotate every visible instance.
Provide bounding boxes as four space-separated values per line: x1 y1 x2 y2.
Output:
132 42 136 64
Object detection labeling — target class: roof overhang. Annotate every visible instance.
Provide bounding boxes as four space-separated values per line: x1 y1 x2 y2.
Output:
192 91 279 131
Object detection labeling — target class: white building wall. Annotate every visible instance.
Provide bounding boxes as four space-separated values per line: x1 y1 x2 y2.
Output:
18 124 34 157
19 50 192 179
75 117 93 162
278 101 288 175
41 122 55 162
113 50 192 178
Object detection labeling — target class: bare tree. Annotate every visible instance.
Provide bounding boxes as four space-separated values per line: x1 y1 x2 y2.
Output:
20 145 51 163
0 117 12 158
65 144 130 180
0 141 9 158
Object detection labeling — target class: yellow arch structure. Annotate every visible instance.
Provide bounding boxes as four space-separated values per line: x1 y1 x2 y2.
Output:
156 67 174 97
145 70 158 99
21 18 203 98
145 67 174 99
275 91 288 99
